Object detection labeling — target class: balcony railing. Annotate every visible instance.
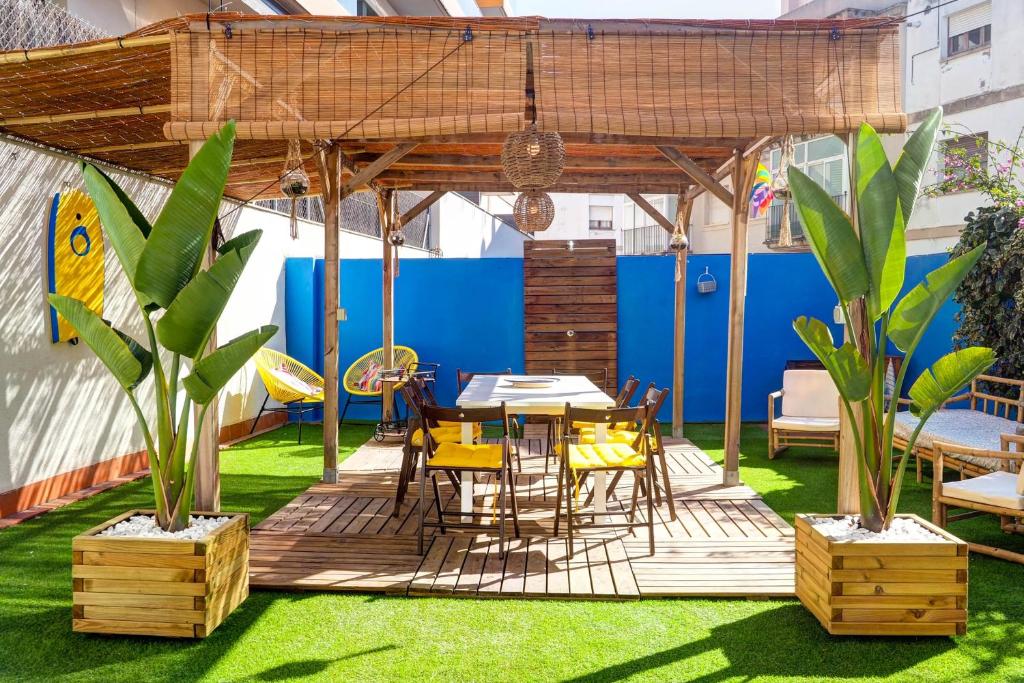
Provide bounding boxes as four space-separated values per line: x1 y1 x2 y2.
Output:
765 192 846 248
622 224 669 255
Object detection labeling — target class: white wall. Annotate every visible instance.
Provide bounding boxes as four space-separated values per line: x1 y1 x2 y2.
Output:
0 137 423 495
480 192 625 250
434 193 530 257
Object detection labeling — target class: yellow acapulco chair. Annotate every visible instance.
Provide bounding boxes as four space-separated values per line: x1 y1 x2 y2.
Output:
252 347 325 444
341 346 419 428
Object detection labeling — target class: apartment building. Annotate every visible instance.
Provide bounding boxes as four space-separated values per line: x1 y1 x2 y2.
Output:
680 0 1021 257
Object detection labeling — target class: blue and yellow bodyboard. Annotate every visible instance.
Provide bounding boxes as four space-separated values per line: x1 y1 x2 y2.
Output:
47 189 104 343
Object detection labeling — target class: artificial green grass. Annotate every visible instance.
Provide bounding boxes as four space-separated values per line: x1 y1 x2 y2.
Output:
2 423 1023 682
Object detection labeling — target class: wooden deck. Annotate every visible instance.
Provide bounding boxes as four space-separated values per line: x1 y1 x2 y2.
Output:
249 427 796 599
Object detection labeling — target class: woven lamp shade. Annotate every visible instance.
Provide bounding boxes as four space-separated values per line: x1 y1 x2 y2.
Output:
514 191 555 233
501 124 565 189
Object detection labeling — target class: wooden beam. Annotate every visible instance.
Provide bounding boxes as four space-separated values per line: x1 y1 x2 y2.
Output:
318 143 342 484
685 136 775 202
192 141 220 512
339 143 418 197
377 171 694 186
378 189 397 422
838 132 862 514
626 193 676 235
399 191 445 227
0 104 171 127
722 150 760 487
378 182 692 195
657 145 734 206
672 194 693 439
355 154 712 172
0 33 170 64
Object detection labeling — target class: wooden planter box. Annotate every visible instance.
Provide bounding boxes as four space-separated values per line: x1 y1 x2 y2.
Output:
795 513 968 636
72 510 249 638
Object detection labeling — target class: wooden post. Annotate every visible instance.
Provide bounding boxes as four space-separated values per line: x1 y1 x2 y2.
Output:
838 133 862 514
672 194 692 439
722 151 758 486
192 140 220 511
318 144 342 484
378 189 397 421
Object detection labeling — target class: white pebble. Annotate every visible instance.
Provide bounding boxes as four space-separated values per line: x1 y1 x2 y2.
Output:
99 514 231 540
811 515 944 543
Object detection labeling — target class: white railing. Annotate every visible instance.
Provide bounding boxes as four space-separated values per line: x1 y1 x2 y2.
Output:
0 0 107 51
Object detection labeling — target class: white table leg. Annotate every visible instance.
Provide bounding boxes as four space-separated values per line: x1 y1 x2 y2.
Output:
461 421 474 522
594 423 608 516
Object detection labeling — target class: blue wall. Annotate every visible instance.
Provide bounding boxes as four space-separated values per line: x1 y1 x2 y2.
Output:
285 252 955 423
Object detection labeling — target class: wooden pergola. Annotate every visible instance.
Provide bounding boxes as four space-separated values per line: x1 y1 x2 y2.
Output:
0 13 905 509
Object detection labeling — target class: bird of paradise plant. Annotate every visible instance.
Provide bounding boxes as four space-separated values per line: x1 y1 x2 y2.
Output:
49 121 276 532
789 108 995 533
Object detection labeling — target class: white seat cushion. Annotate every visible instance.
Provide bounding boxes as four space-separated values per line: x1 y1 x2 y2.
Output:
894 409 1019 472
942 471 1024 510
781 370 839 419
772 416 840 432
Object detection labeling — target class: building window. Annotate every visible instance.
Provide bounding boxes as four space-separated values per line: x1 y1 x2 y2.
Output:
767 135 847 200
357 0 379 16
943 132 988 189
947 2 991 57
589 205 613 230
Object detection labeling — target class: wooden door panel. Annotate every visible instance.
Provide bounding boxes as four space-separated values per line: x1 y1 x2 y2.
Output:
523 239 617 392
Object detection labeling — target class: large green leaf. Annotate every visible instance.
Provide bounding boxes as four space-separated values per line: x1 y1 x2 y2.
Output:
216 229 261 257
183 325 277 405
889 244 986 353
47 294 152 390
855 123 904 319
894 107 942 226
89 165 153 237
135 121 236 308
908 347 995 416
82 164 147 286
789 167 870 303
156 230 263 359
793 316 871 402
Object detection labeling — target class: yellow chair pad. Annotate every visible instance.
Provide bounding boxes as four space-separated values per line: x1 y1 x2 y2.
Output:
567 442 646 469
572 420 627 430
428 443 503 469
577 428 655 449
410 424 482 447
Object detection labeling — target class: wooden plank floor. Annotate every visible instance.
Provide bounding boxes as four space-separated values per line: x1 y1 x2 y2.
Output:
249 426 795 599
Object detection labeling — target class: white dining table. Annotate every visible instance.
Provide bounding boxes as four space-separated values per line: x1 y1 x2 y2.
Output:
455 374 616 522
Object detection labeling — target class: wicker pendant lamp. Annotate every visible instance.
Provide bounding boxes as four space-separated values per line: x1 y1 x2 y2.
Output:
501 123 565 189
513 190 555 233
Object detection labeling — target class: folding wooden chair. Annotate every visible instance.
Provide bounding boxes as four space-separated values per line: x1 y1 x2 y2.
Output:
578 384 676 521
545 375 639 473
417 402 520 557
555 401 656 558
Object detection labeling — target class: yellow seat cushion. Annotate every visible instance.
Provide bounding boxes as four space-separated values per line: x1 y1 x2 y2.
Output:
577 428 655 449
567 442 646 470
428 442 503 469
572 420 626 430
410 424 482 447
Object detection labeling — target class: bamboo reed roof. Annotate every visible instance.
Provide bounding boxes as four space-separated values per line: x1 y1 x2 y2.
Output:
0 13 906 200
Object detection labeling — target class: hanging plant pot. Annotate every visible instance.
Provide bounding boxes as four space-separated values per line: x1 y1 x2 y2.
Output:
696 267 717 293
